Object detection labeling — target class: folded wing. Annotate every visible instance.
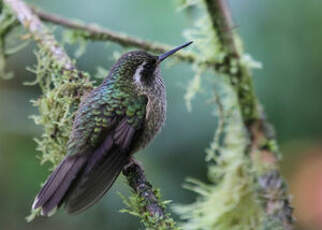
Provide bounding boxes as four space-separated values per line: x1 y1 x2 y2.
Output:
32 89 147 216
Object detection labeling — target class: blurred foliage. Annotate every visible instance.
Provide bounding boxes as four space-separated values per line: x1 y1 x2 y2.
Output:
0 4 18 80
0 0 321 230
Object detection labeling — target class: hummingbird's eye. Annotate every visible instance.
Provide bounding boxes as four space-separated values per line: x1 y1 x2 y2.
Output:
144 60 156 70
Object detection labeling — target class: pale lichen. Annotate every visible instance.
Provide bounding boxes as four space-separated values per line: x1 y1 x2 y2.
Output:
175 83 263 230
176 0 200 11
0 4 20 79
180 0 226 112
182 2 224 65
184 64 203 112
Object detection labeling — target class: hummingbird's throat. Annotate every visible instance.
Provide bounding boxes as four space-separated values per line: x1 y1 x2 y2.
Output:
133 61 146 85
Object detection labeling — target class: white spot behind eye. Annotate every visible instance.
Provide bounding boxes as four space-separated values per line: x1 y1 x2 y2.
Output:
134 61 146 84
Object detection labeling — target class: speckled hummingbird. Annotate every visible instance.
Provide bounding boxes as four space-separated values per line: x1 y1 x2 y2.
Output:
31 41 193 216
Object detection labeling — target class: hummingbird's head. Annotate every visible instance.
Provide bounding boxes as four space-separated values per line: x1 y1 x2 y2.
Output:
108 41 193 92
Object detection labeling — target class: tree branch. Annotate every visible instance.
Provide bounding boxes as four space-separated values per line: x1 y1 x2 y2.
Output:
123 160 165 217
205 0 258 123
3 0 74 70
204 0 294 229
4 0 175 227
122 158 177 229
204 0 238 57
31 7 198 65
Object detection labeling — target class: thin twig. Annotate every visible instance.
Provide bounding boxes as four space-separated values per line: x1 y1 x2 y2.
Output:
204 0 294 229
31 7 198 65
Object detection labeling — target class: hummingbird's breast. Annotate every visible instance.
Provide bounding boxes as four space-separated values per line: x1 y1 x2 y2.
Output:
132 76 166 152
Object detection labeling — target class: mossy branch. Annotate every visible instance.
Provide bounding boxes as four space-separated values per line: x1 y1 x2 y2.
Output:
3 0 176 227
122 158 178 230
204 0 238 57
31 7 197 65
3 0 74 69
30 7 245 73
203 0 294 229
4 0 93 166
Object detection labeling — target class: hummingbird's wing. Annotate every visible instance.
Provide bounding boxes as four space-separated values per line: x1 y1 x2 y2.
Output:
32 87 148 216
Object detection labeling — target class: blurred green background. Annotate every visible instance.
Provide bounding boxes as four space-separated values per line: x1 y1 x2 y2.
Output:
1 0 322 229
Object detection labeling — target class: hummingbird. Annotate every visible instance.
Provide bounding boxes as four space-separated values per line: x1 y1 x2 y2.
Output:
31 41 193 216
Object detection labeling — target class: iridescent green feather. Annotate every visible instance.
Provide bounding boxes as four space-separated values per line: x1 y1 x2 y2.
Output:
66 81 147 156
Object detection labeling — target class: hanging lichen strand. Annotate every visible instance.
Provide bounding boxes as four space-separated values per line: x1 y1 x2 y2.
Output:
175 80 263 230
182 0 223 113
27 48 93 166
174 0 294 229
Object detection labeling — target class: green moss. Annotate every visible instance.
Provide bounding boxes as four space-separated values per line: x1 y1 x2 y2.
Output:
261 217 285 230
26 48 93 167
231 64 259 123
120 191 179 230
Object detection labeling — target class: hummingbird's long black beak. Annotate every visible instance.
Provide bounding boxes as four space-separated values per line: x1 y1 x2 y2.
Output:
158 41 193 63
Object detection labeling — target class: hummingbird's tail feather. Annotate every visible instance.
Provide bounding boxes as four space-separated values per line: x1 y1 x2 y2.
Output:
31 118 135 216
32 155 87 216
64 149 130 214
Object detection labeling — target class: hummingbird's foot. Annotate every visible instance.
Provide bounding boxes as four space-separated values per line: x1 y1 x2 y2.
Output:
123 157 144 172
